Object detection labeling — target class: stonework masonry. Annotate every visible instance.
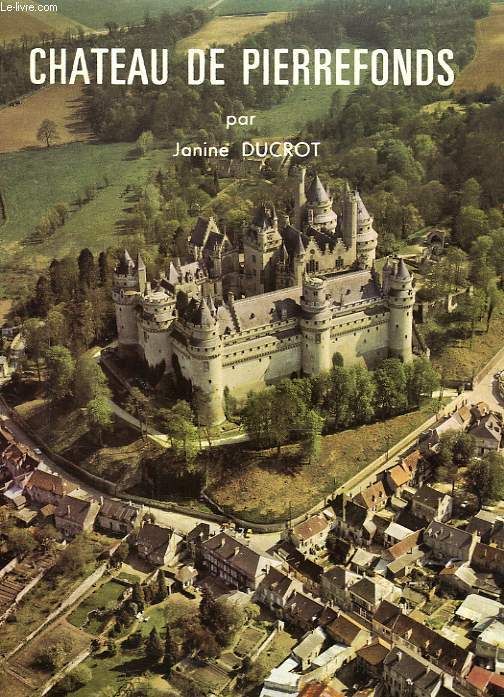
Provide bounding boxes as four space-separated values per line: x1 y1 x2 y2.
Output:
113 171 416 425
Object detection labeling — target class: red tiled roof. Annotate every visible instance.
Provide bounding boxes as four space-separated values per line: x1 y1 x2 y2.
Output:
26 469 70 496
298 682 344 697
293 514 328 541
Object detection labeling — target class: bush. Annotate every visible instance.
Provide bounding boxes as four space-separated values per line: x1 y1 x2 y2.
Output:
34 636 73 671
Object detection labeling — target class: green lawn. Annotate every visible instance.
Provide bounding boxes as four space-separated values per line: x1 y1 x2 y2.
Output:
69 580 126 633
245 45 358 137
216 0 335 13
0 142 167 296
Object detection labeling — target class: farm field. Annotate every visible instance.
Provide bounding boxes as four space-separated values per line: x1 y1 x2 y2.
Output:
57 0 201 29
0 142 167 296
215 0 331 13
245 43 358 137
0 84 92 154
456 3 504 91
177 11 289 51
0 9 90 42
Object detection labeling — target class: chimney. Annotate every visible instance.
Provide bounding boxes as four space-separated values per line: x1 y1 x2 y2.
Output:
233 546 240 557
99 496 104 506
66 505 71 517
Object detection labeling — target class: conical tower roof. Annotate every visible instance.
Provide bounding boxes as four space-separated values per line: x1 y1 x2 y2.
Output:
294 230 306 257
117 249 135 275
307 175 330 204
192 296 215 327
252 204 273 229
396 258 411 281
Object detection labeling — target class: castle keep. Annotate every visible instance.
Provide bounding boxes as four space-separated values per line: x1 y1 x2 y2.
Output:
113 171 415 425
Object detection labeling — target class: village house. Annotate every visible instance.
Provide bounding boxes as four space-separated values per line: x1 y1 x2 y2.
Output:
331 497 377 548
471 541 504 575
386 461 415 497
383 647 443 697
356 640 389 679
292 626 327 671
423 521 478 562
254 567 302 615
469 412 503 454
0 441 39 484
285 513 329 554
411 485 452 523
439 563 478 596
349 576 398 621
466 510 502 544
25 469 74 506
95 498 140 536
475 618 504 669
200 531 282 591
54 495 100 537
320 565 360 609
373 602 474 678
466 666 504 697
273 541 324 593
283 591 325 631
326 613 369 650
353 480 388 511
136 523 184 567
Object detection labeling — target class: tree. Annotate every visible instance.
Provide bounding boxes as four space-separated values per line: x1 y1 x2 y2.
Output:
127 387 153 437
86 396 113 445
74 354 110 406
145 627 163 661
350 366 375 424
45 345 75 401
54 538 93 578
37 119 59 147
373 358 407 418
35 636 73 670
78 248 96 290
301 409 324 464
5 526 38 557
465 452 504 508
156 570 168 602
137 130 154 156
160 400 198 463
455 206 489 250
23 318 48 381
132 582 145 610
405 357 439 407
325 366 354 427
164 625 177 674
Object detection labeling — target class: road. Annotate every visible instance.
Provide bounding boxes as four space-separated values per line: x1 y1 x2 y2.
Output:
0 398 280 553
2 358 503 554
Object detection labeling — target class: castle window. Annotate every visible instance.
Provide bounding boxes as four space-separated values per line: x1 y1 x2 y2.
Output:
203 361 209 371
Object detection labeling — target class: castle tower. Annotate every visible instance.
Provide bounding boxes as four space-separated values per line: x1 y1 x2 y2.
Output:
355 192 378 269
137 252 147 294
293 166 307 230
292 230 306 287
342 184 358 260
300 275 332 375
139 285 176 371
187 297 225 426
243 204 283 296
112 250 141 358
304 175 338 234
387 258 415 363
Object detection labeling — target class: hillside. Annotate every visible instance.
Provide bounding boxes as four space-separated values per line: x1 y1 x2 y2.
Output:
0 9 91 42
456 3 504 91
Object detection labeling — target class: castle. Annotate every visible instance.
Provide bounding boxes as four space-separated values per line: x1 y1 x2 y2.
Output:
113 170 415 425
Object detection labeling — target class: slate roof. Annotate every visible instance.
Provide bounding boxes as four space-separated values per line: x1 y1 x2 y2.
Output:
306 175 330 204
326 614 363 645
412 485 446 510
55 495 97 526
285 591 324 625
202 532 276 580
469 413 502 443
137 523 174 555
99 499 138 524
356 641 389 667
424 521 475 552
257 567 295 598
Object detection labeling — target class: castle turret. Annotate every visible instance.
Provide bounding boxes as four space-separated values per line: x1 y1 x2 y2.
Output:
292 230 306 286
139 284 176 371
300 275 332 375
342 184 358 260
304 175 338 234
113 250 141 358
293 166 307 229
355 192 378 269
243 204 283 296
137 253 147 294
188 297 225 426
387 258 415 363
